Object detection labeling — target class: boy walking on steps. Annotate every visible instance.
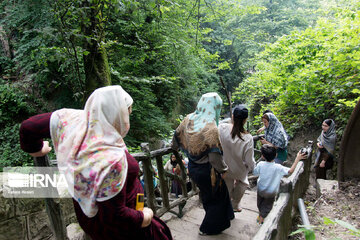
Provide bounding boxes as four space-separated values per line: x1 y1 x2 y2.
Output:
253 144 307 224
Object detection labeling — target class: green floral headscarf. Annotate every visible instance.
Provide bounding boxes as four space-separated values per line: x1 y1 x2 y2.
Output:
174 92 223 160
189 92 223 132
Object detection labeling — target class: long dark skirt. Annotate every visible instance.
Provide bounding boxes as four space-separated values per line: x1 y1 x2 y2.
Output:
314 149 334 180
171 180 182 197
188 161 234 235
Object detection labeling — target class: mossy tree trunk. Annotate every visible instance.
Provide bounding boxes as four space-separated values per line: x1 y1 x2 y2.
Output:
0 25 12 58
83 44 111 101
81 0 111 102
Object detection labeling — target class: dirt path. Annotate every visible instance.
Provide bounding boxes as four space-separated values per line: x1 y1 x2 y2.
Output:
279 127 360 239
290 176 360 240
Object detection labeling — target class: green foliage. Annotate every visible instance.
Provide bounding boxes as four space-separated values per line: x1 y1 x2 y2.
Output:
113 76 177 146
233 2 360 135
1 0 85 105
0 124 33 170
200 0 321 96
323 217 360 238
0 56 14 76
291 216 360 239
1 0 358 170
0 83 37 126
0 83 41 168
106 0 221 90
290 225 316 240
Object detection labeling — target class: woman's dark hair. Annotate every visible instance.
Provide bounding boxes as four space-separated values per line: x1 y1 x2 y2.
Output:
170 154 177 167
324 119 332 126
170 153 176 161
263 109 273 115
261 114 269 122
231 106 248 140
261 144 277 162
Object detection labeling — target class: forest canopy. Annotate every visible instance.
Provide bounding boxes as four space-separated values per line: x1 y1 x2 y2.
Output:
234 2 360 135
0 0 359 168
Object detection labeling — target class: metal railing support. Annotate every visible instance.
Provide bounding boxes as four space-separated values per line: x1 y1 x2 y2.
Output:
297 198 311 228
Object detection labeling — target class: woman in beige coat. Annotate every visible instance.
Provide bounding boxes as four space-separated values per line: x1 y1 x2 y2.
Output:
219 105 256 212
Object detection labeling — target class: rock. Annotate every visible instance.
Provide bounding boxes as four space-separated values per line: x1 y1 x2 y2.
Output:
0 191 15 222
347 193 355 199
316 179 338 198
67 223 90 240
28 210 53 240
0 217 27 240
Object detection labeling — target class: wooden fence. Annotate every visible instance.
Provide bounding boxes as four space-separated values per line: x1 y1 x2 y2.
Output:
132 143 198 218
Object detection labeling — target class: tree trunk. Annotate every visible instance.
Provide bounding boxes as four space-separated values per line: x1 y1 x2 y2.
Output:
83 44 111 100
0 25 12 58
81 1 111 102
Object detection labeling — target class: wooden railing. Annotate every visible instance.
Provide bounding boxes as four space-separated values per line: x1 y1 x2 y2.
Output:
132 143 197 218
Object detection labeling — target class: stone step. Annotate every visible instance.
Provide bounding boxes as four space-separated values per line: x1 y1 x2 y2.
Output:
166 190 260 240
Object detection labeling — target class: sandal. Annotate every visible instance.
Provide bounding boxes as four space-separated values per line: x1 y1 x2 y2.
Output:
233 208 242 212
256 216 264 225
199 230 208 236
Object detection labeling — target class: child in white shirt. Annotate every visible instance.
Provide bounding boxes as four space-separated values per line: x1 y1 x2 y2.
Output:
253 144 307 224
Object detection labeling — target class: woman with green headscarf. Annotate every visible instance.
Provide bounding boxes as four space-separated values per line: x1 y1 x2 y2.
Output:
172 92 234 236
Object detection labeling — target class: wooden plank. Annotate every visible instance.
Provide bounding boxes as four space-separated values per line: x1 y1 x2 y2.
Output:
241 190 258 212
132 147 173 161
166 216 200 237
179 207 259 239
252 193 291 240
166 191 261 240
223 211 260 238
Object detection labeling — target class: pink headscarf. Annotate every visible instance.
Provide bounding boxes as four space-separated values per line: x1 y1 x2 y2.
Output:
50 86 133 217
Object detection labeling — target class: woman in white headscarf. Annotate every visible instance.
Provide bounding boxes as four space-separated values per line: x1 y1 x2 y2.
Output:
314 119 336 179
219 105 255 212
172 92 234 236
20 86 172 240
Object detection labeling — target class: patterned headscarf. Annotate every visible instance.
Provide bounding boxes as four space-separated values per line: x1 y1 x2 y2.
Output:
318 119 336 155
174 92 223 161
264 113 288 149
50 86 133 217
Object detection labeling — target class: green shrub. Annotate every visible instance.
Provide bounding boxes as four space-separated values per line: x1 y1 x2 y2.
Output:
0 84 40 169
0 124 33 170
0 84 37 126
233 6 360 137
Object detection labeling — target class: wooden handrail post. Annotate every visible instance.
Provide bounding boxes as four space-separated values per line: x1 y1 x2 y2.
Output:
173 151 188 197
141 143 156 212
133 146 199 218
34 155 68 240
155 155 170 209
